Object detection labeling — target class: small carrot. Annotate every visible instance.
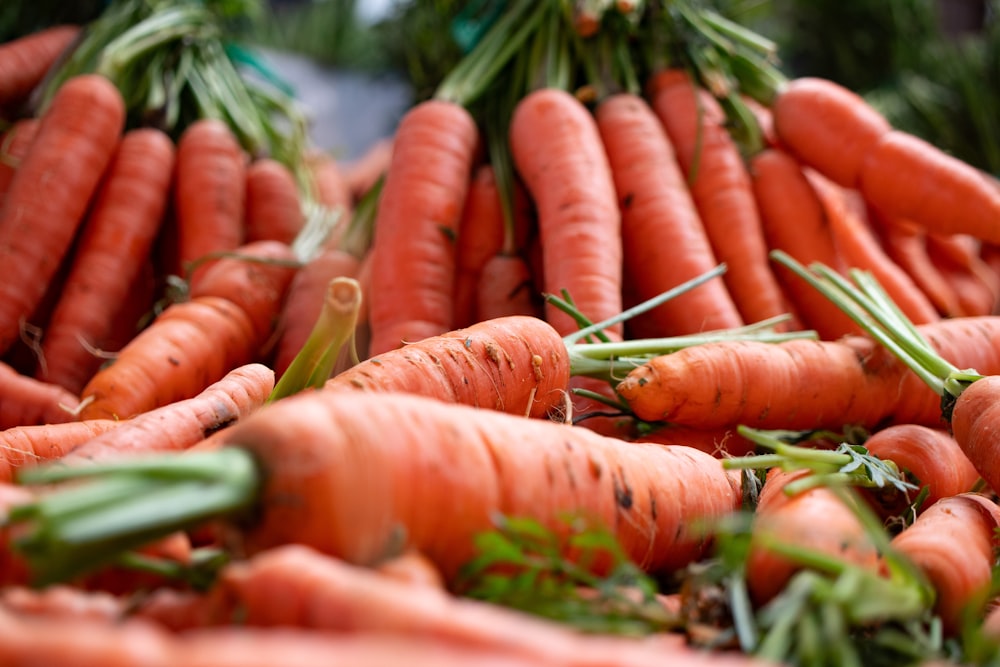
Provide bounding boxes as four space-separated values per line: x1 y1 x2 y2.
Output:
509 87 624 339
172 118 247 289
0 25 80 114
37 127 175 395
770 76 892 188
0 361 78 430
0 73 125 355
595 92 743 337
925 233 1000 318
367 99 480 354
342 136 394 203
649 69 794 328
890 493 1000 635
859 129 1000 245
62 363 274 465
76 296 260 421
749 147 860 339
453 164 507 329
243 158 304 246
0 419 122 483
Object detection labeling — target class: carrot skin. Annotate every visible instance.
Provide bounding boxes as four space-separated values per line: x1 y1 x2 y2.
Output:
37 127 175 395
474 253 541 323
595 92 743 336
510 88 624 339
951 376 1000 495
0 419 121 483
215 391 742 581
0 25 81 114
0 361 78 429
324 315 571 421
453 164 506 329
0 118 39 202
243 157 304 245
0 73 125 355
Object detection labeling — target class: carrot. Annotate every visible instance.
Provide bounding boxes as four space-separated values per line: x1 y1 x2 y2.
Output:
509 87 623 339
62 363 274 465
858 129 1000 244
0 73 125 355
950 375 1000 495
749 147 860 339
0 118 39 201
616 316 1000 431
475 253 541 322
76 296 260 421
9 391 742 590
808 171 941 325
367 99 479 354
744 468 884 605
172 118 247 289
453 164 507 328
36 127 174 395
187 240 300 349
925 233 1000 317
0 361 78 429
323 315 572 421
648 69 794 328
770 76 892 188
889 493 1000 635
304 148 353 214
0 25 80 114
342 136 394 203
243 157 304 246
0 585 123 623
0 419 122 483
595 92 743 337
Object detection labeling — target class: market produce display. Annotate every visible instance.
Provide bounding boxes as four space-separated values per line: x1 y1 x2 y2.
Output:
3 1 1000 665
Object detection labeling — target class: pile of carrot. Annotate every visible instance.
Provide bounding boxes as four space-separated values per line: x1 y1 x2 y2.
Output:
4 5 1000 666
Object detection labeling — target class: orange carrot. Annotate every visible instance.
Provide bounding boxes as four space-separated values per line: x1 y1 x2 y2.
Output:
0 25 80 114
367 99 479 354
62 363 274 465
453 164 506 328
76 296 260 421
859 130 1000 244
0 73 125 355
771 76 892 188
509 87 623 339
0 361 78 429
745 468 884 605
37 127 174 395
305 148 353 215
649 69 794 328
595 92 743 337
925 233 1000 317
0 585 123 623
749 147 860 339
890 493 1000 635
243 157 304 246
616 316 1000 431
950 375 1000 496
0 118 39 201
187 240 300 349
173 119 247 289
475 253 541 322
0 419 121 483
342 136 394 203
323 314 571 420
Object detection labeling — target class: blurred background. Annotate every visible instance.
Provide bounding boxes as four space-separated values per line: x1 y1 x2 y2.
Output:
3 0 996 170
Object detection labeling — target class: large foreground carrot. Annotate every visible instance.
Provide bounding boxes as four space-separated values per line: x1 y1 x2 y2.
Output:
9 391 742 588
649 69 792 327
0 74 125 355
367 99 480 354
324 315 571 420
510 87 623 339
37 127 175 395
595 92 742 337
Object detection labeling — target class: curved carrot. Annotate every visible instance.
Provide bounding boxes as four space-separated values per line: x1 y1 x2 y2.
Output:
173 118 247 289
63 363 274 465
745 468 883 605
925 233 1000 318
859 130 1000 245
0 419 121 483
0 361 78 430
324 315 571 421
0 25 80 113
0 73 125 355
649 69 794 328
890 493 1000 635
77 296 259 421
771 76 892 188
453 164 506 329
37 127 174 395
243 157 304 246
367 99 480 354
595 92 743 337
749 147 860 339
617 316 1000 431
509 87 623 339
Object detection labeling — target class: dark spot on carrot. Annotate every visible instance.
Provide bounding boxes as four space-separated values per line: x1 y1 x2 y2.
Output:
621 192 634 210
464 337 472 349
204 417 237 437
614 474 633 510
168 356 180 366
